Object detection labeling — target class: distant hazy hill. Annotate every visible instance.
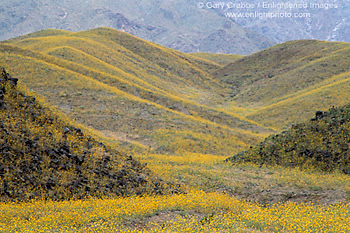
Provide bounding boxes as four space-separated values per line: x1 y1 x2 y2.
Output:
2 0 350 55
0 0 273 54
227 105 350 174
0 68 165 201
221 0 350 43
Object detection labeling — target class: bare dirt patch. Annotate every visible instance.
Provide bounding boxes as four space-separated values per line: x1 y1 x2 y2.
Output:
235 187 347 206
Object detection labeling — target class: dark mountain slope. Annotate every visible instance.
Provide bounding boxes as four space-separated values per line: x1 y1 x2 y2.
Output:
221 0 350 44
0 68 167 201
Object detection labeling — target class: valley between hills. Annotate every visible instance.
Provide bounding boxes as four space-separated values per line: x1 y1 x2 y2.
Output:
1 28 350 232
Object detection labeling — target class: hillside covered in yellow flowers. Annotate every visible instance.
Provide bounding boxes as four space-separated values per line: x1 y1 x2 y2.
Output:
1 28 350 232
1 28 350 155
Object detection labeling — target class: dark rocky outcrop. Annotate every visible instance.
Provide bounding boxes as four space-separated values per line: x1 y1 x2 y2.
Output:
0 68 172 201
227 105 350 173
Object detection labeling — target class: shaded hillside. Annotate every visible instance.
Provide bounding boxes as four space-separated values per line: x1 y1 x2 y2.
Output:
215 40 350 129
0 68 167 201
227 105 350 173
0 28 270 155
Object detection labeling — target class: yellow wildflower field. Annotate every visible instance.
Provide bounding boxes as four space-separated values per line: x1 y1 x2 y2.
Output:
1 152 350 232
1 190 349 232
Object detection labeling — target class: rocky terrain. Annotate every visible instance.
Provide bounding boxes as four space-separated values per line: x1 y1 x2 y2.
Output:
227 105 350 173
0 68 168 201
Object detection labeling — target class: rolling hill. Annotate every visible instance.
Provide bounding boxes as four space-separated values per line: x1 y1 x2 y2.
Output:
0 27 271 156
216 40 350 130
1 29 350 156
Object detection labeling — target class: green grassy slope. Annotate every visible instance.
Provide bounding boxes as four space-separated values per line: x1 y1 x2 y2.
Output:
188 53 243 66
0 68 167 201
0 28 270 155
215 40 350 130
227 105 350 174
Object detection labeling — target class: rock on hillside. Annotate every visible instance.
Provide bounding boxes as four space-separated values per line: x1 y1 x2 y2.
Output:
227 105 350 174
